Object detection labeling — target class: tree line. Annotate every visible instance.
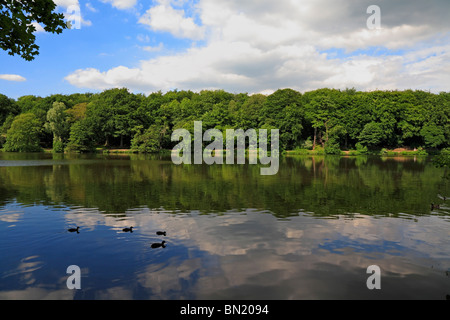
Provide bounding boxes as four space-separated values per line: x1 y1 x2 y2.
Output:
0 87 449 154
0 154 444 216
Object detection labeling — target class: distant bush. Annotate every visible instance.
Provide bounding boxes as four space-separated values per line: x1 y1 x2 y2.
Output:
52 140 65 153
312 146 325 155
325 144 342 155
301 137 313 150
416 147 428 156
355 142 368 155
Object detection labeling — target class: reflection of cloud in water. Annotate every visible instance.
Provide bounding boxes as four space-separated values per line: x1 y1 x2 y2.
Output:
0 205 23 224
0 212 21 224
5 255 43 285
0 255 76 300
56 207 450 299
94 286 134 300
0 287 75 300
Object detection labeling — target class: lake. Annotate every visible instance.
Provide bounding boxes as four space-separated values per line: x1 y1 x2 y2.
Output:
0 152 449 300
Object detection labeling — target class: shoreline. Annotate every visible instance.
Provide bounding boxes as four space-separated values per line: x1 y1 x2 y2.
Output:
8 147 441 157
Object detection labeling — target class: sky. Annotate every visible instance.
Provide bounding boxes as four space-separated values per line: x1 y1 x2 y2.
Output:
0 0 450 99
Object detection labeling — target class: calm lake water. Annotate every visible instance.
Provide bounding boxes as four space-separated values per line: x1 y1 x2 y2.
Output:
0 152 449 300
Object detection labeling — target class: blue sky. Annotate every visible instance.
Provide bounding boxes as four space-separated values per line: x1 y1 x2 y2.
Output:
1 0 449 99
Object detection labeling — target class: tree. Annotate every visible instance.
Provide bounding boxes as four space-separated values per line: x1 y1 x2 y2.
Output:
65 102 88 122
0 0 68 61
45 101 70 152
0 114 14 147
65 119 96 153
325 125 346 155
260 89 304 150
420 123 446 148
86 88 142 148
234 94 263 130
358 122 385 149
131 124 164 153
0 93 19 125
3 113 43 152
304 90 339 150
340 90 371 148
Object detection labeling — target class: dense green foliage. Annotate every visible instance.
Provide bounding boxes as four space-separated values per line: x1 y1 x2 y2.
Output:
0 88 449 154
2 113 43 152
0 0 68 61
45 102 70 152
433 147 450 179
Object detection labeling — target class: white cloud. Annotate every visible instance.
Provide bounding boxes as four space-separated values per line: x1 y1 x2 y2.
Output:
53 0 79 8
100 0 137 10
137 34 151 43
65 0 450 94
31 22 45 33
139 1 205 40
0 74 27 82
85 2 98 13
142 43 165 52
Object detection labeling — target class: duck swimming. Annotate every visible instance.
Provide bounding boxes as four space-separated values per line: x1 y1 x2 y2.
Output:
123 227 133 232
156 231 166 236
431 203 440 210
151 241 166 249
68 227 79 233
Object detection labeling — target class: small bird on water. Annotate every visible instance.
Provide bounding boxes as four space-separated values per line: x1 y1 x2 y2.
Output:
151 241 166 249
156 231 166 236
68 226 79 233
431 203 440 210
123 227 133 232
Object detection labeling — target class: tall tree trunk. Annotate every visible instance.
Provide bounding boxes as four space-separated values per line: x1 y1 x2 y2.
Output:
313 127 317 150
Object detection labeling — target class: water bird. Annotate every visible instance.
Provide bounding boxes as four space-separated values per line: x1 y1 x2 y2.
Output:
151 241 166 249
431 203 440 210
156 231 166 236
123 227 133 232
68 226 79 233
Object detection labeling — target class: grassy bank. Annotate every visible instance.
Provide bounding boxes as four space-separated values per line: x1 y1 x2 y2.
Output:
35 146 440 157
286 147 437 157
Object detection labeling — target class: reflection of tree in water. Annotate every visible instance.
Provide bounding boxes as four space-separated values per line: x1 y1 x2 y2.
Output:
0 183 18 206
0 154 448 219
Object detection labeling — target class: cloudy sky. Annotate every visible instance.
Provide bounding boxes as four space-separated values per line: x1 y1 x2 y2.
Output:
1 0 449 98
